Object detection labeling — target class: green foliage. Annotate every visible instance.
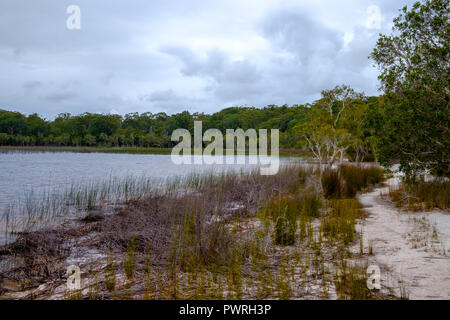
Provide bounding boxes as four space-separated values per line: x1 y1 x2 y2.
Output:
0 105 312 149
371 0 450 177
295 85 375 166
124 238 137 280
0 95 381 163
274 215 296 246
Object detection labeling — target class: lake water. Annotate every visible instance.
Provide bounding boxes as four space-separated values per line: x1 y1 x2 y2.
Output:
0 150 297 210
0 150 302 244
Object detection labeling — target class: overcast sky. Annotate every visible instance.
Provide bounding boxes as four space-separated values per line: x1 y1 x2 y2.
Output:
0 0 415 119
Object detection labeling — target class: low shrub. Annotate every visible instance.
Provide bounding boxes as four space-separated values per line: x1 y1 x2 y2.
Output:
322 165 384 199
321 199 362 245
321 169 341 199
335 263 372 300
300 193 321 217
340 164 384 198
390 177 449 211
274 215 296 245
263 195 300 245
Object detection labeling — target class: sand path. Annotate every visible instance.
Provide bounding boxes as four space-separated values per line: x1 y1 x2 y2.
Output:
357 179 450 299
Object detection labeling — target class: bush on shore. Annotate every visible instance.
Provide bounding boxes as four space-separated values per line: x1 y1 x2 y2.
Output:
321 164 385 199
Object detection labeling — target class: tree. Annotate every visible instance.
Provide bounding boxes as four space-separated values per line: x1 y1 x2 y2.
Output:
84 134 96 146
0 110 27 135
319 85 364 129
295 85 366 169
371 0 449 176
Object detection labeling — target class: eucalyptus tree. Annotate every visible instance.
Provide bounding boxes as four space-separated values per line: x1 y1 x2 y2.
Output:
296 85 366 168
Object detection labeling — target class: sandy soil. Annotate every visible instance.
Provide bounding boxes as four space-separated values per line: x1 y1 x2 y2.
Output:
357 178 450 300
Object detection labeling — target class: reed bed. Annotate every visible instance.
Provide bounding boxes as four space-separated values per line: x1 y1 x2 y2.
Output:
0 163 390 300
0 175 167 244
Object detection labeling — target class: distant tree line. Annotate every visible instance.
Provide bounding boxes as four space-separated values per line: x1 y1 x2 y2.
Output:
0 105 305 148
0 95 384 162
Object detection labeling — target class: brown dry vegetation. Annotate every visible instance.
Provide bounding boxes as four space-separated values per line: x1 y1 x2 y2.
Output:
389 177 449 212
0 163 392 300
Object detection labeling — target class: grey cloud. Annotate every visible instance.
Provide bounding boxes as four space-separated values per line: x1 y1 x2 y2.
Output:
140 89 202 113
0 0 417 118
262 11 344 65
22 80 43 90
162 46 263 103
258 8 391 98
162 47 252 82
43 91 77 103
258 10 346 97
142 89 179 102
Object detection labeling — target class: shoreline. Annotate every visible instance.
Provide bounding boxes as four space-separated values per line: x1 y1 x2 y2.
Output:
0 146 313 157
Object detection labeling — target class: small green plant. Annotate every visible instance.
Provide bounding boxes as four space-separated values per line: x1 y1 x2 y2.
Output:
144 251 152 300
368 240 374 256
300 193 321 217
399 281 409 300
88 268 99 300
359 233 364 256
229 243 243 299
105 249 116 292
321 199 362 246
274 215 296 245
276 252 292 299
66 289 83 300
334 262 371 300
124 237 137 280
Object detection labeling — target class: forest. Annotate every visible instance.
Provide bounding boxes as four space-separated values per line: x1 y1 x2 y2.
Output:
0 92 381 161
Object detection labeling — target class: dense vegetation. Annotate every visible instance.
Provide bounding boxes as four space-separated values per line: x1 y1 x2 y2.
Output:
0 105 307 149
0 95 382 162
371 0 449 176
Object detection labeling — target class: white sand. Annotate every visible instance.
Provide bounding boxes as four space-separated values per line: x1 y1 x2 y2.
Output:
358 178 450 299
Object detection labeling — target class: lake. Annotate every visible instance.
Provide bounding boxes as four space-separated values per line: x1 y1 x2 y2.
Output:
0 150 298 210
0 150 303 244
